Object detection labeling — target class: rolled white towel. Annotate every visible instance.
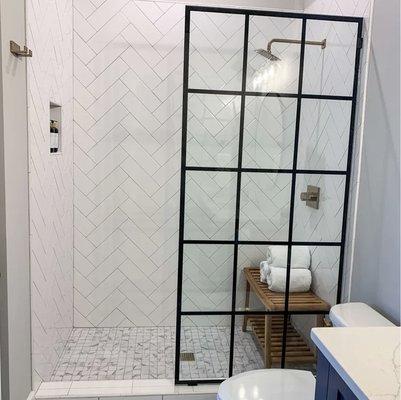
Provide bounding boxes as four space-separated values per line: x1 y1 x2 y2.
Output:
267 245 311 269
266 267 312 293
259 261 271 283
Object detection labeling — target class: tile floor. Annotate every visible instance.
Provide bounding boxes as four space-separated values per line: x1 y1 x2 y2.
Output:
51 326 264 381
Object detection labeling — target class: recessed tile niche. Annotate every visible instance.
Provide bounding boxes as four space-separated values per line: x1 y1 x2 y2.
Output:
50 102 61 154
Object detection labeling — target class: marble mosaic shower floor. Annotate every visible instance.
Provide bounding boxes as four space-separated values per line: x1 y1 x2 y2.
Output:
51 326 264 381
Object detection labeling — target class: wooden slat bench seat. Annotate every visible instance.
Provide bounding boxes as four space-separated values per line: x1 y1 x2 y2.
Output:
242 267 331 368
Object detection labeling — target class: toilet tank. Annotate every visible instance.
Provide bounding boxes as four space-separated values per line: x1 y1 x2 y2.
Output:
330 302 395 327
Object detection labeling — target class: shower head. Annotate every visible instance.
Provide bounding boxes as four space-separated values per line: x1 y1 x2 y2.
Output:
255 48 280 61
255 38 326 62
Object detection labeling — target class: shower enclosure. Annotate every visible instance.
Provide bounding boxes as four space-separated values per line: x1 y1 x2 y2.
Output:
175 6 363 384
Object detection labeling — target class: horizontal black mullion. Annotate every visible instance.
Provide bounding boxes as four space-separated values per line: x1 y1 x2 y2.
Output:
186 166 240 172
245 91 298 98
185 166 347 175
187 5 363 23
181 311 287 316
188 88 242 96
296 169 347 175
290 241 342 247
182 240 236 245
302 94 353 101
186 166 293 173
245 92 353 101
182 239 342 246
180 310 330 316
177 379 224 385
188 89 353 102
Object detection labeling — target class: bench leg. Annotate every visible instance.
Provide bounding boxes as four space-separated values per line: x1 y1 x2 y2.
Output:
313 314 325 357
264 315 272 368
242 281 250 332
316 314 325 327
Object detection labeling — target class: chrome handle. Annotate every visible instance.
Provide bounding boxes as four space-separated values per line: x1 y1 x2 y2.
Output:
300 185 320 209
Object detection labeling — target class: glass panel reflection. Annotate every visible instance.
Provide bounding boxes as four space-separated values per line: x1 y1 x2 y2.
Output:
247 16 302 94
303 20 358 96
189 12 245 91
293 174 345 242
184 171 237 240
182 244 234 312
180 315 230 380
187 93 241 168
239 173 291 241
297 99 352 171
243 96 297 169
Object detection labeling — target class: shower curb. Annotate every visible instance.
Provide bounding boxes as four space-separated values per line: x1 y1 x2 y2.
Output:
34 379 218 399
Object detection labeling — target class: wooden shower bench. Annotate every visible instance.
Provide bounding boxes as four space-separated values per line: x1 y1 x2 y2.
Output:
242 267 330 368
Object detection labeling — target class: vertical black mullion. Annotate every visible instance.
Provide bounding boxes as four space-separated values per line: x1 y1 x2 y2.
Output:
228 14 249 378
336 21 364 304
175 6 191 384
281 18 307 369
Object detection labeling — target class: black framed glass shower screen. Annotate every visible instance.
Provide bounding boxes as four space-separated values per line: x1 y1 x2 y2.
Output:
175 5 363 384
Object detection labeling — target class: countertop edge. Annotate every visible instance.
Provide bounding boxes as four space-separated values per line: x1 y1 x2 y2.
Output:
311 328 369 400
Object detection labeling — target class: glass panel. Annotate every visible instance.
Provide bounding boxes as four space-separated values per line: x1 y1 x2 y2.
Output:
184 171 237 240
285 245 340 308
232 315 266 375
247 16 302 93
297 99 352 171
189 12 245 91
239 173 291 241
284 314 323 372
187 93 241 168
242 96 297 169
182 244 234 312
290 246 341 306
179 315 230 380
303 20 358 96
293 174 345 242
236 244 289 312
310 245 340 306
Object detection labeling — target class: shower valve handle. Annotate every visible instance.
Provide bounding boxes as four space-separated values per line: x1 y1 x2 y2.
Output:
300 185 320 209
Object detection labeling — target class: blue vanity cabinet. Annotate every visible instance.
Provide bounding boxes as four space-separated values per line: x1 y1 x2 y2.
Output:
315 350 359 400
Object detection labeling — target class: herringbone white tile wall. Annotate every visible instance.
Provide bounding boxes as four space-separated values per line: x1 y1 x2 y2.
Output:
73 0 187 327
27 0 74 386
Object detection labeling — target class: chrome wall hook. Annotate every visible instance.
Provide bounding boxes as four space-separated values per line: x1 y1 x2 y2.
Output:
10 41 32 57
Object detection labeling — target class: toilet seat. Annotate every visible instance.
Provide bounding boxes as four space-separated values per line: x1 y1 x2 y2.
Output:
217 369 315 400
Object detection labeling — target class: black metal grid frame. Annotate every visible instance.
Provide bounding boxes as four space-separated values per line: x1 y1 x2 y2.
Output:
175 5 363 385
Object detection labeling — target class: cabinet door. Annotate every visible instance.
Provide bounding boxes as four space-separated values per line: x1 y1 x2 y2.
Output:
327 367 358 400
315 351 331 400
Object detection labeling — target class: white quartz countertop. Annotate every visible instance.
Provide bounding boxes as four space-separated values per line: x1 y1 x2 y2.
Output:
311 327 400 400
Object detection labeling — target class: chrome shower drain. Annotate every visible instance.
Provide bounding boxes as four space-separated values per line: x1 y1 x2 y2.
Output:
180 352 195 361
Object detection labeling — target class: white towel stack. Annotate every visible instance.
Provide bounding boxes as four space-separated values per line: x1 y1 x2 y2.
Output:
260 246 312 292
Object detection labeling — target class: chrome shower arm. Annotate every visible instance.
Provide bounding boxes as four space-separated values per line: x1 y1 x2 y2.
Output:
267 38 327 53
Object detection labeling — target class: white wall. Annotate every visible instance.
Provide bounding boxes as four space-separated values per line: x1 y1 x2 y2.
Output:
0 0 32 398
27 0 74 386
350 0 400 324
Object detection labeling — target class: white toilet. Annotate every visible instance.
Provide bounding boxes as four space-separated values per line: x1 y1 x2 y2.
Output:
217 303 394 400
